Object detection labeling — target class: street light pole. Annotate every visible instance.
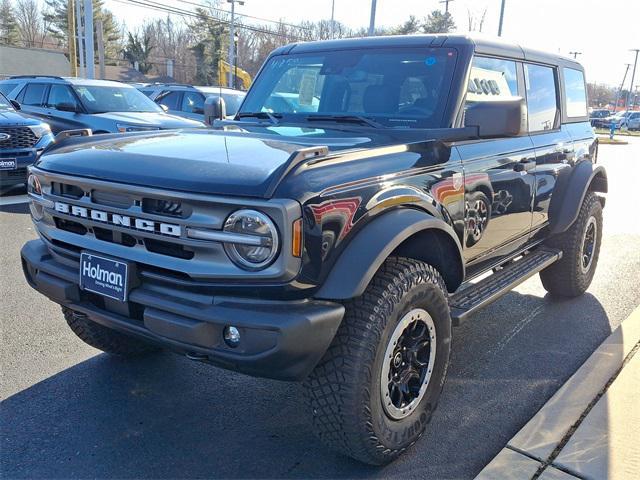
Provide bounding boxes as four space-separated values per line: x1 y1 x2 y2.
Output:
439 0 454 14
614 64 631 112
368 0 377 36
330 0 335 39
626 49 639 109
569 51 582 59
83 0 94 79
497 0 506 36
227 0 244 88
75 0 85 77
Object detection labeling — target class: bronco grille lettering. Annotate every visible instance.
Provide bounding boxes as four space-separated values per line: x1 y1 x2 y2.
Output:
53 201 181 237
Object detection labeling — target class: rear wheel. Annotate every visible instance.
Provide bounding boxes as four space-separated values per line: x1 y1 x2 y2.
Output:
540 191 603 297
63 307 159 356
305 257 452 465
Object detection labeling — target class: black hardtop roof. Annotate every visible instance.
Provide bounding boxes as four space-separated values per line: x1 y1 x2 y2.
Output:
275 34 583 70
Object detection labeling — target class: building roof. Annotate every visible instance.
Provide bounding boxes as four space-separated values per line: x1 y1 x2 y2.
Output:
0 45 70 78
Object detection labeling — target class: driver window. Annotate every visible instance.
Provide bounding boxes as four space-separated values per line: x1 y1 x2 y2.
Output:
48 85 79 110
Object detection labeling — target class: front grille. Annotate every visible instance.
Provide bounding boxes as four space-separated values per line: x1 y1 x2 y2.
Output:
0 127 38 149
3 167 27 178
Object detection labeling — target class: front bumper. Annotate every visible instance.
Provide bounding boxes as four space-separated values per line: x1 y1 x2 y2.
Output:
0 149 39 187
21 239 344 380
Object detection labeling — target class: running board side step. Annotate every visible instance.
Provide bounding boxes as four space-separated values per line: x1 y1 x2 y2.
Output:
449 247 562 324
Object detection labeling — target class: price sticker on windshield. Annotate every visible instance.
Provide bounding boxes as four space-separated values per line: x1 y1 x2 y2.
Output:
298 73 316 106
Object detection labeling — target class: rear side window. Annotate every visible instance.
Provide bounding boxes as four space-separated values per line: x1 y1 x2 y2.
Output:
20 83 48 106
563 68 587 118
0 83 18 96
157 90 181 110
524 64 558 132
466 56 519 102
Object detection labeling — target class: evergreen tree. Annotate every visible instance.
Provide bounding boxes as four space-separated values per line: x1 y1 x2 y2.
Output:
122 32 153 74
43 0 120 62
422 10 456 34
0 0 20 45
189 8 227 85
392 15 421 35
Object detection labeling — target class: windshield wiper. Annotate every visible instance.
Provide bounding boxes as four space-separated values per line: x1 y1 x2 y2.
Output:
305 114 383 128
236 111 282 125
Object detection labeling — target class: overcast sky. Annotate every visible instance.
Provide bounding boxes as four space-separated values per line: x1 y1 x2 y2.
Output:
104 0 640 88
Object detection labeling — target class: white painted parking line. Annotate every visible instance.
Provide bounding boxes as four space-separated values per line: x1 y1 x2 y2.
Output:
0 195 30 206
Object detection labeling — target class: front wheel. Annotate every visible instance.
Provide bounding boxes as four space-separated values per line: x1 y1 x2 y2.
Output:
305 257 452 465
540 191 603 297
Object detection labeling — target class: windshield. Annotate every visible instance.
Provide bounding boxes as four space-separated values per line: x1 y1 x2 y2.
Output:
0 93 13 111
240 47 458 128
73 85 163 114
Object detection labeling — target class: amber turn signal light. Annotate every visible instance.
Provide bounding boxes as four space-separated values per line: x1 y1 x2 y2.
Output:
292 218 303 257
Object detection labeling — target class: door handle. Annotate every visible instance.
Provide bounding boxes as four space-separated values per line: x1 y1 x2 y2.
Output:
514 159 536 172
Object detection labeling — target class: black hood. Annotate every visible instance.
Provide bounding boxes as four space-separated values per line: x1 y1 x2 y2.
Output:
36 126 405 197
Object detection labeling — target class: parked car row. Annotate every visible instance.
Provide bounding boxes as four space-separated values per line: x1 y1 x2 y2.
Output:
590 109 640 130
0 75 247 190
0 92 55 189
137 84 246 120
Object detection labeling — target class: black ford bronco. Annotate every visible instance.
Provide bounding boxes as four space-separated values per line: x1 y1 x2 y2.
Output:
21 35 606 465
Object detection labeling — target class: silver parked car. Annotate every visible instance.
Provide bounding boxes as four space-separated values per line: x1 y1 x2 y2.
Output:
138 84 246 120
0 76 205 134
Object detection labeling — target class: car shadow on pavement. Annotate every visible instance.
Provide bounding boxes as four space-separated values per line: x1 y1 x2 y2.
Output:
0 203 30 214
1 290 612 479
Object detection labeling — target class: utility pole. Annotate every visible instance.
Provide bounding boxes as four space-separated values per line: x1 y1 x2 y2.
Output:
83 0 95 79
330 0 335 39
626 49 639 109
497 0 506 36
614 64 631 112
67 0 77 76
96 20 105 80
439 0 454 14
569 51 582 59
227 0 244 89
75 0 85 77
368 0 377 36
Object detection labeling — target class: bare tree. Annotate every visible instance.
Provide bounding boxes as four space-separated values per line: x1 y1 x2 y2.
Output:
467 8 487 32
14 0 46 47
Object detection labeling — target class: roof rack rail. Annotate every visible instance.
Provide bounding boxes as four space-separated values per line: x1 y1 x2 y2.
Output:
8 75 66 80
149 82 194 87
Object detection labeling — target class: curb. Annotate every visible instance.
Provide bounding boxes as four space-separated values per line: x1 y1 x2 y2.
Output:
475 305 640 480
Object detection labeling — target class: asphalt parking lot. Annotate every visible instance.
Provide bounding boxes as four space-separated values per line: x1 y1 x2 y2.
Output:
1 138 639 480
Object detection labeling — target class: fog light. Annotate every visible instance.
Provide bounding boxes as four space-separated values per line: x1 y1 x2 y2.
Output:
223 326 241 348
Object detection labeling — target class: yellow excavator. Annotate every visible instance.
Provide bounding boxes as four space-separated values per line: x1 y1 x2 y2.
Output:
218 60 252 90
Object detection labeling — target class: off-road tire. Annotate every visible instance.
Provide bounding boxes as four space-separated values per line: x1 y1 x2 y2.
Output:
63 307 159 356
540 191 603 297
304 257 452 465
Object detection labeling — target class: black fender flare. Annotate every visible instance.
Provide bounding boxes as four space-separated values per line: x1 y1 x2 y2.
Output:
548 162 607 235
315 208 464 300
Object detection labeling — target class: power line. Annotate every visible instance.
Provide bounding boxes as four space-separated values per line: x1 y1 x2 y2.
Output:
173 0 314 31
113 0 309 40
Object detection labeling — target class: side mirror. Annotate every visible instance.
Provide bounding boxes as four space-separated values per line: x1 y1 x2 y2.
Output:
55 102 79 113
465 97 527 138
10 100 21 111
203 96 226 126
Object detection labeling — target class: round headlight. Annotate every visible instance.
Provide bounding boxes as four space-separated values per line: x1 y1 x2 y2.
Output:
27 174 42 195
223 209 279 270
